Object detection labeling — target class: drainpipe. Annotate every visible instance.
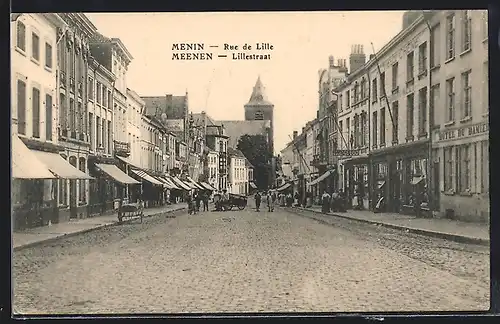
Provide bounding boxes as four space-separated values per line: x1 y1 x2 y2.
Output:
422 12 434 215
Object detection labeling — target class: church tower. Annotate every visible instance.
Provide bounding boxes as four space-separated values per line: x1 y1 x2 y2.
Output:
244 76 274 154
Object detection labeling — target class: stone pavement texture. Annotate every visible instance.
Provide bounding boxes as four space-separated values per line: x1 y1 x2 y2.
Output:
299 206 489 245
12 202 489 314
12 204 186 250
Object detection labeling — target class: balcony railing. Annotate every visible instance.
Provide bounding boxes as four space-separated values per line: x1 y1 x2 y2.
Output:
114 140 131 157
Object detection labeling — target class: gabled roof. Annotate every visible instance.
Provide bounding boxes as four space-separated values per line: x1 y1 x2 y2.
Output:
141 95 187 120
227 147 245 158
216 120 270 149
191 112 216 127
245 76 273 106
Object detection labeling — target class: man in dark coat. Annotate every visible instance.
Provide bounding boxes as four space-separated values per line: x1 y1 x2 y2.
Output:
202 190 210 211
254 191 262 211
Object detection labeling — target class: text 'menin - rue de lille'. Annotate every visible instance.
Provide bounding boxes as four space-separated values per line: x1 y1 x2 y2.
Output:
171 43 273 60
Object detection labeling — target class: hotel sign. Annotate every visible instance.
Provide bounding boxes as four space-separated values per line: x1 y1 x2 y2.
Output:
435 122 489 142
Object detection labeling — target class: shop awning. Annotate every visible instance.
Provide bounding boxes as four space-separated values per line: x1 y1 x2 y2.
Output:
161 176 180 190
31 150 93 180
307 170 332 186
95 164 140 185
377 180 386 189
152 175 172 189
411 176 424 185
171 177 192 191
116 155 142 169
12 135 56 179
186 176 204 190
200 181 216 191
277 182 292 192
249 182 258 189
130 169 164 186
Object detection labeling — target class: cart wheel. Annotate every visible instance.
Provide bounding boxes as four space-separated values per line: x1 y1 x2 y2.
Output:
227 205 234 211
238 205 245 210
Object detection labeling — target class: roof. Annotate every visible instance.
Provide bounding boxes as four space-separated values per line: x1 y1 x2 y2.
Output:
227 147 245 158
141 95 187 120
191 112 216 127
216 120 270 149
245 76 273 106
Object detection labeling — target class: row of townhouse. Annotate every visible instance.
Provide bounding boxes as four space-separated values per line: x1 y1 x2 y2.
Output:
280 10 489 223
10 13 215 230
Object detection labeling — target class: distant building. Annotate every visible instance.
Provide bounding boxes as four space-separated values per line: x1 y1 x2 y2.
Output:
228 147 249 195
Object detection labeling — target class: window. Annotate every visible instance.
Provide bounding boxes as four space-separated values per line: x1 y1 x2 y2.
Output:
372 79 378 102
480 140 489 193
430 84 440 128
483 62 489 114
457 144 471 192
418 87 428 136
462 10 471 52
89 113 94 150
108 90 112 108
430 24 441 68
346 117 350 148
346 90 350 107
96 82 102 104
58 155 68 206
482 10 488 40
31 32 40 61
353 83 359 103
361 78 367 100
16 21 26 51
69 98 75 133
446 78 455 122
45 43 52 69
32 88 40 138
380 108 386 145
446 14 456 60
60 93 66 129
77 102 82 133
444 147 454 191
354 114 359 147
107 120 112 154
45 94 53 141
88 77 94 100
418 42 427 74
392 101 399 144
406 51 414 81
103 87 108 107
339 120 343 148
462 70 471 118
372 111 377 147
380 72 386 97
339 94 343 111
361 113 367 147
17 80 26 135
406 93 414 139
69 46 75 79
392 62 398 90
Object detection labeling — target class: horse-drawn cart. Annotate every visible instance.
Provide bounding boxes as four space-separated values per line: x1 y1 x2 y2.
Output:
214 193 248 211
118 201 144 223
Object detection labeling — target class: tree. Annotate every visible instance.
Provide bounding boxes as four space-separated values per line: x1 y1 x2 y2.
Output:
237 134 272 189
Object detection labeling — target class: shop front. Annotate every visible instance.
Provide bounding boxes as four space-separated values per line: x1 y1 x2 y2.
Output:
88 155 134 216
129 169 165 208
342 154 370 210
432 121 489 223
307 168 335 205
369 139 430 216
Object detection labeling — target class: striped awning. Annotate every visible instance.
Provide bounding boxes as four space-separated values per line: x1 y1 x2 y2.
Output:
130 169 164 186
95 164 140 185
200 182 216 191
307 170 332 186
161 176 180 190
186 176 204 190
249 182 257 189
171 177 192 191
277 182 292 192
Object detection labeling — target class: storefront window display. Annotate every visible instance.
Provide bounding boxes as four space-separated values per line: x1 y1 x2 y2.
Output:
406 158 428 207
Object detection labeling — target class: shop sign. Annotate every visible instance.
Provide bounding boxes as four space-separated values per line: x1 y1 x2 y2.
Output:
435 122 489 142
332 149 360 156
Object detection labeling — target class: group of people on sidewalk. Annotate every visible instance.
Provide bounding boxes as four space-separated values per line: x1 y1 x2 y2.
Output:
253 191 277 212
186 189 211 214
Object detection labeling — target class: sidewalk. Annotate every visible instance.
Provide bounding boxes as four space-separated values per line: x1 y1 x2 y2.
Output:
13 203 186 251
289 205 489 246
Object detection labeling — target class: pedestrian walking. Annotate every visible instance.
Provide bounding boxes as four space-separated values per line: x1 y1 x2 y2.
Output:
202 191 209 211
195 190 201 212
254 191 262 211
186 191 194 215
266 191 274 212
321 191 331 214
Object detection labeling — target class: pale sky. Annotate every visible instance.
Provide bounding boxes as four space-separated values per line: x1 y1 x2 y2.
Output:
86 11 405 153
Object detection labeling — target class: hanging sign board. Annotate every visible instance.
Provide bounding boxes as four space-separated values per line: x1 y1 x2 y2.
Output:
331 149 360 157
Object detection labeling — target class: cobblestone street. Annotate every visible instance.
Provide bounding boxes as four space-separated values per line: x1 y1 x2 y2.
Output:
13 204 490 314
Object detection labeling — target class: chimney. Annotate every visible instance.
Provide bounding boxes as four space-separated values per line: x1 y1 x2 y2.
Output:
329 55 335 68
338 58 348 73
293 131 298 139
302 127 306 133
349 44 366 74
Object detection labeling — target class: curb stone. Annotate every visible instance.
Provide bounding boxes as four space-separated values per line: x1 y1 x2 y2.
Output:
13 207 186 252
285 207 489 247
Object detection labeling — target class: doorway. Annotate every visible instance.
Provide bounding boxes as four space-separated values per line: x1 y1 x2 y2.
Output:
433 161 440 211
